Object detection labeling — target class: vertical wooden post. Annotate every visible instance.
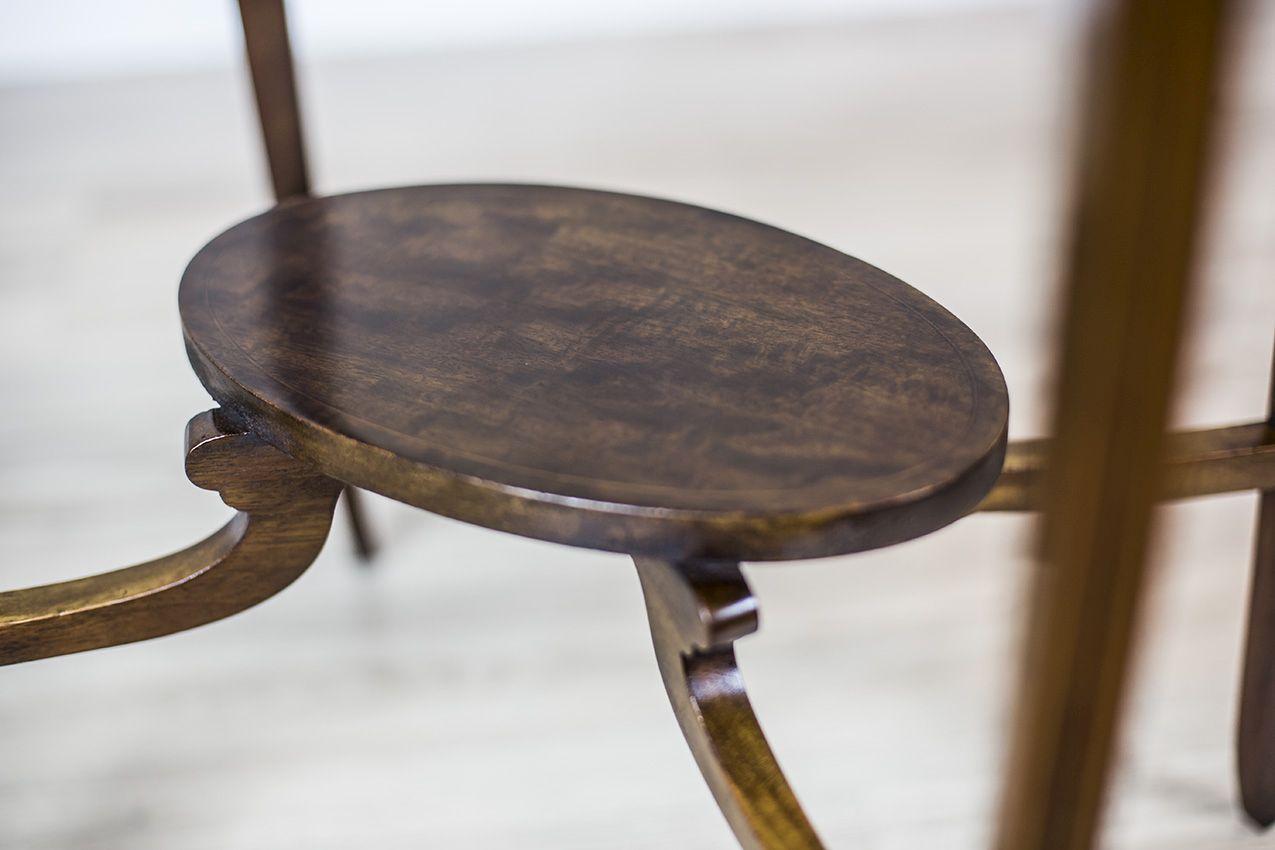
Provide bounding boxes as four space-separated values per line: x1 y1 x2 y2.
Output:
1239 341 1275 826
237 0 310 200
993 2 1239 849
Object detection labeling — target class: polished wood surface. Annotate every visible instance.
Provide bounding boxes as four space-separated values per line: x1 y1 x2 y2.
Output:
0 411 341 665
993 2 1238 849
1238 344 1275 826
180 183 1008 561
634 557 824 850
978 420 1275 512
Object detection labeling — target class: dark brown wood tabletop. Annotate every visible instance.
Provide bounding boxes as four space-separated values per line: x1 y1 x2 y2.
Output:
181 183 1007 560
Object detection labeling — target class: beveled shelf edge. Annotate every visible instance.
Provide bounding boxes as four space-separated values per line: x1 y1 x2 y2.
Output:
187 335 1009 563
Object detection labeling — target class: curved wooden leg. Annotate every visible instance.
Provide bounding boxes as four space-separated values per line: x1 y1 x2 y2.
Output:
634 556 826 850
0 410 342 665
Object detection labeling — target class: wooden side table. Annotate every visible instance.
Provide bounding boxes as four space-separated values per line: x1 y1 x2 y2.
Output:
3 1 1273 848
1 182 1009 848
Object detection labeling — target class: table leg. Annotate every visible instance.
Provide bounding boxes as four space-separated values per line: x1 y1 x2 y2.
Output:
633 556 826 850
342 486 377 561
1239 485 1275 827
0 409 342 665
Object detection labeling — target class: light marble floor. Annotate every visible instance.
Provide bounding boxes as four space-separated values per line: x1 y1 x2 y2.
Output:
2 7 1274 849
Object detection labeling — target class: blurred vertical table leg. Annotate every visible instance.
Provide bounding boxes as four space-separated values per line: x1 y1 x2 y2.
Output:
1239 346 1275 827
992 2 1241 849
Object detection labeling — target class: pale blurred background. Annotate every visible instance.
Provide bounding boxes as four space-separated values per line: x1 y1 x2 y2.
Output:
1 2 1273 848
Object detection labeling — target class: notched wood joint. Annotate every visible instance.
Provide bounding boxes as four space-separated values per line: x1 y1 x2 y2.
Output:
634 556 758 653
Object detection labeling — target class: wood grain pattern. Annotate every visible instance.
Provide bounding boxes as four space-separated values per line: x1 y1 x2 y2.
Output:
1238 342 1275 827
634 556 825 850
180 183 1008 561
0 411 341 665
993 2 1238 849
